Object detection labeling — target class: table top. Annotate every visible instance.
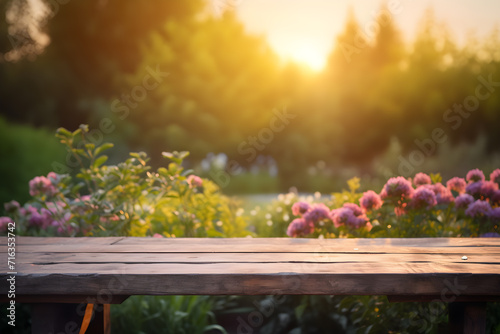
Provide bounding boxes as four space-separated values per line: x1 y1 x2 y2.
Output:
1 237 499 303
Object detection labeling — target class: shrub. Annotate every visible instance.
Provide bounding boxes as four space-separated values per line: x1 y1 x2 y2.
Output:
0 117 65 212
1 125 248 238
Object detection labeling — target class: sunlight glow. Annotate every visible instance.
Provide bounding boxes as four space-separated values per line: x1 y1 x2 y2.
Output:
283 44 327 71
287 47 326 72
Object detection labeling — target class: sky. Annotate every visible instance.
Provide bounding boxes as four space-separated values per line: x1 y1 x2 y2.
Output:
234 0 500 71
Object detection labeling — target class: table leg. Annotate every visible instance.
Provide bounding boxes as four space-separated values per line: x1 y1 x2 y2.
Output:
449 302 486 334
31 303 110 334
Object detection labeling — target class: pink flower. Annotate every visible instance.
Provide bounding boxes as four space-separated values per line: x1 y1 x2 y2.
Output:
455 194 474 209
47 172 59 181
330 208 367 229
446 177 466 194
410 187 437 210
381 177 414 200
4 200 20 213
29 175 58 197
466 169 485 183
187 175 203 188
57 223 77 236
286 218 314 237
490 169 500 184
100 215 120 224
394 205 407 217
291 201 310 216
465 200 492 218
0 217 13 232
153 233 164 238
343 203 364 217
432 183 455 204
359 190 383 211
413 173 431 186
303 203 330 224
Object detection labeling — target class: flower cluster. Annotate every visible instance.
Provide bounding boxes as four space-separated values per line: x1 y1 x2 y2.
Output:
285 169 500 238
28 172 59 198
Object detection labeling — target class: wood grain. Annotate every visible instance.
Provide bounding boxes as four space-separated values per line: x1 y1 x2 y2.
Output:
0 236 499 299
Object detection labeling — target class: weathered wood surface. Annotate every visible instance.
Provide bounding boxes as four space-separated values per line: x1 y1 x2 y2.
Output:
0 237 499 298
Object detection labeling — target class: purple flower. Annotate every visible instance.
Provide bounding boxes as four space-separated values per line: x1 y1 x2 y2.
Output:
466 181 483 199
410 187 437 210
487 207 500 222
291 201 311 216
465 200 492 218
446 177 466 194
466 168 485 183
331 208 367 229
303 203 330 224
381 177 414 200
0 217 13 232
492 190 500 206
480 232 500 238
359 190 383 211
286 218 314 237
480 181 499 200
455 194 474 209
490 169 500 184
413 173 431 186
187 175 203 188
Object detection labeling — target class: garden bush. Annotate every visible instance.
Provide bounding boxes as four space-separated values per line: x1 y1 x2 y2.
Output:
0 116 66 213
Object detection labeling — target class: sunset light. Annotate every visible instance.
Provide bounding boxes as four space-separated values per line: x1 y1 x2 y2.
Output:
2 0 500 332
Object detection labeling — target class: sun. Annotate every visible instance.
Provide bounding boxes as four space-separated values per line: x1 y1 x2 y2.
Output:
274 39 328 72
285 47 327 72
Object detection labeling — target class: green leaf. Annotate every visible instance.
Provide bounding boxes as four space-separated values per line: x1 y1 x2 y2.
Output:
162 152 182 164
93 156 108 168
157 167 169 177
295 303 308 319
178 151 190 160
56 127 72 138
95 143 114 156
181 169 194 176
204 324 228 334
85 143 95 152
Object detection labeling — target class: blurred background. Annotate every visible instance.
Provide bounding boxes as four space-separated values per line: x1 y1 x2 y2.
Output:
1 0 500 208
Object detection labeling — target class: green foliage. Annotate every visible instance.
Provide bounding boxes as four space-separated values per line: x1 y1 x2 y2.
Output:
0 116 65 211
4 125 248 237
111 295 226 334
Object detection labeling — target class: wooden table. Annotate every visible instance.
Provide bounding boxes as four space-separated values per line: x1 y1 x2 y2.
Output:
1 237 500 333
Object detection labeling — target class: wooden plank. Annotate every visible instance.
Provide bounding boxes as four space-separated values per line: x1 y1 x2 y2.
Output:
13 251 500 265
4 243 500 255
8 261 500 275
10 272 500 296
2 236 500 248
